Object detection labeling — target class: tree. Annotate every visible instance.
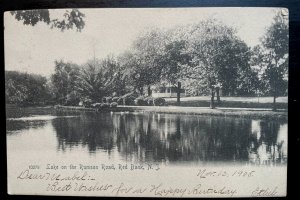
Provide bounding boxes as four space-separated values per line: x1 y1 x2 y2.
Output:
5 71 50 105
10 9 85 31
161 39 191 105
182 20 253 108
130 29 167 96
51 60 80 105
254 12 288 111
118 51 142 95
216 38 256 97
75 58 116 102
100 55 127 96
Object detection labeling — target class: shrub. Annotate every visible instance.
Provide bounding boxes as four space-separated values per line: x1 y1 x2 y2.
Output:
110 102 118 108
91 103 102 108
144 97 154 106
117 97 123 105
65 91 80 106
102 97 107 103
122 93 137 105
65 99 79 106
112 97 119 103
134 96 148 106
124 96 135 105
153 97 166 106
100 103 110 109
106 97 112 103
84 99 93 108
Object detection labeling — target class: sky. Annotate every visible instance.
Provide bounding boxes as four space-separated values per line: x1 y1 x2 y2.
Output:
4 8 284 77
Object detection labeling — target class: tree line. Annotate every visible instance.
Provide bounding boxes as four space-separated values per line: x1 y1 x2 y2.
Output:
5 13 288 110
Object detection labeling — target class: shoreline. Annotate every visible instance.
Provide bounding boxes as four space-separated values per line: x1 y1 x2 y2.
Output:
54 105 288 121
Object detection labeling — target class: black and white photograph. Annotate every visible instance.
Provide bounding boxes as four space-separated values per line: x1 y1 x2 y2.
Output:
5 7 288 197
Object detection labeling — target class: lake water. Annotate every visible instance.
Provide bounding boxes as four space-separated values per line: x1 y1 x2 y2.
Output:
6 106 287 166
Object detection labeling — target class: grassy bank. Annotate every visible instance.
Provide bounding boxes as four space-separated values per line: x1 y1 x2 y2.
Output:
55 105 287 121
165 96 288 109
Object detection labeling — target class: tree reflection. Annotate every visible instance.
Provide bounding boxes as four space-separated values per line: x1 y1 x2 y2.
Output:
52 113 115 153
52 112 287 164
6 120 47 134
248 120 287 165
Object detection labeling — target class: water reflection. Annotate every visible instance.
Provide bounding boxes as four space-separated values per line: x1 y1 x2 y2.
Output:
49 112 287 165
248 120 287 165
52 113 115 153
6 105 287 165
6 119 48 134
6 115 78 134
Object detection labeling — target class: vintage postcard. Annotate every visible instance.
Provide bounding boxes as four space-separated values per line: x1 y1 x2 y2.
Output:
5 8 288 197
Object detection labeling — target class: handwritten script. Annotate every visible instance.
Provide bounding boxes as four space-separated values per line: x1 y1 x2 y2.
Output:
14 164 282 197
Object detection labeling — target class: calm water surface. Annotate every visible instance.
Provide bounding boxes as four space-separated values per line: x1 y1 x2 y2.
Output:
6 106 287 166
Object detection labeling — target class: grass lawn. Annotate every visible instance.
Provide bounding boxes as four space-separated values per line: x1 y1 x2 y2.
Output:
165 96 288 109
165 96 287 103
